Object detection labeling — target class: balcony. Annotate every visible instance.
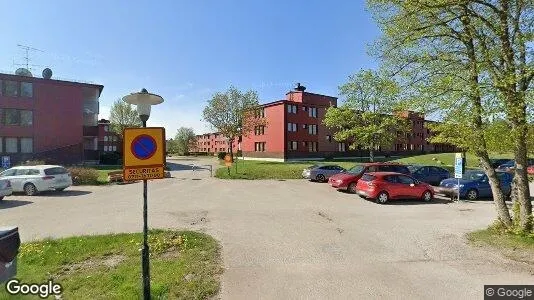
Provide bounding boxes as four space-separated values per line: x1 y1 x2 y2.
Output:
83 100 99 115
83 126 99 137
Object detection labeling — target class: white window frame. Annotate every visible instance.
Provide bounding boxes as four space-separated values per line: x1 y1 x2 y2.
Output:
338 142 346 152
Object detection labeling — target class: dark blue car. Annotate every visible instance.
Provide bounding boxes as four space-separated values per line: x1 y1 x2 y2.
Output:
436 170 513 200
407 165 450 186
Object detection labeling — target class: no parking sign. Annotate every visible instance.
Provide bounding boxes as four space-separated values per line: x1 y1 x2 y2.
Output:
123 127 166 181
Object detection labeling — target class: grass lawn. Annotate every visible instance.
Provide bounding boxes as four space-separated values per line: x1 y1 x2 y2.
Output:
467 226 534 265
92 165 121 184
215 153 512 180
0 230 222 300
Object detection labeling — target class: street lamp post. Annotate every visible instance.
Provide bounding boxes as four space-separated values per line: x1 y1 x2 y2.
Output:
122 88 164 300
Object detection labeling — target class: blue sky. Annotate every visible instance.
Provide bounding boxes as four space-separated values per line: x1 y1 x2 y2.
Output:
0 0 380 135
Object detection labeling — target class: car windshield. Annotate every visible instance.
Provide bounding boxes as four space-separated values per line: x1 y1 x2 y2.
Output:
407 165 422 173
346 165 364 174
462 171 486 180
306 165 319 170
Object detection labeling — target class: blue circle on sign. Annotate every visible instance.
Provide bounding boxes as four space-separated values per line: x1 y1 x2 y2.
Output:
131 135 157 160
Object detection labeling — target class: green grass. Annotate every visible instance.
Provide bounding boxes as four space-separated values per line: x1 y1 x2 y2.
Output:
0 230 222 300
215 153 512 180
467 226 534 265
89 166 121 184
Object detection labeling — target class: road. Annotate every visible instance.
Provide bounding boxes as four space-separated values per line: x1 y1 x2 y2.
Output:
2 157 534 300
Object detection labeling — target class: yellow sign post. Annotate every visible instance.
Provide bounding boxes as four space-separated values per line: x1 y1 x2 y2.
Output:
123 127 166 181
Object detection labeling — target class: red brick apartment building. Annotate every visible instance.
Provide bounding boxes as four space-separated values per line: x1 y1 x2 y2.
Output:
194 84 455 161
193 132 238 154
97 119 122 154
0 69 104 165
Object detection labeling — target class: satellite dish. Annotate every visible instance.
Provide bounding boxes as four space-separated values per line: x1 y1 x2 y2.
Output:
42 68 53 79
15 68 33 77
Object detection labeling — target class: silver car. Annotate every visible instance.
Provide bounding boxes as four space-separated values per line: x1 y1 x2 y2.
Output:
303 165 346 182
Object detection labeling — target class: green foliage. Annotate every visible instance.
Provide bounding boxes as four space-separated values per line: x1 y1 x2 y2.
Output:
217 152 227 160
109 99 142 137
1 230 221 300
100 152 121 165
173 127 196 155
202 86 264 158
68 167 100 185
323 70 409 159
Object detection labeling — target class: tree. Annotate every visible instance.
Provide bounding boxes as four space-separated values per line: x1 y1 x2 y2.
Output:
202 86 264 161
109 99 142 137
323 70 410 161
368 0 533 231
174 127 196 155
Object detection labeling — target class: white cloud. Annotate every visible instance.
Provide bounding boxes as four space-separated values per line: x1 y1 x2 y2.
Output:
100 105 111 120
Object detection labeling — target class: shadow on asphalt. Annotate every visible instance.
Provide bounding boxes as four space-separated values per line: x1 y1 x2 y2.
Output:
166 162 212 172
384 198 452 205
0 199 33 209
37 190 92 197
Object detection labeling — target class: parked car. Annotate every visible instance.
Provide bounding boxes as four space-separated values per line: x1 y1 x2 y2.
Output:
328 162 411 193
481 158 513 169
496 159 534 172
0 165 72 196
0 179 12 201
302 165 346 182
528 165 534 175
434 170 513 200
356 172 434 204
407 165 450 186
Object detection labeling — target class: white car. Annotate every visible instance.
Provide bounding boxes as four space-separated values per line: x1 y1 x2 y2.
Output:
0 165 72 196
0 179 13 201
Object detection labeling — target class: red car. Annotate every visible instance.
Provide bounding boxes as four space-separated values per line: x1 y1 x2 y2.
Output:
528 165 534 175
355 172 434 204
328 162 411 193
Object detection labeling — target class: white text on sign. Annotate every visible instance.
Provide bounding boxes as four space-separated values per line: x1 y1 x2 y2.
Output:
124 167 165 181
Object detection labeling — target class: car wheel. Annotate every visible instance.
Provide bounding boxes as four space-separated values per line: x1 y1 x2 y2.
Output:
0 196 3 201
348 182 357 194
24 183 37 196
466 189 478 200
316 174 326 182
422 190 433 202
376 191 389 204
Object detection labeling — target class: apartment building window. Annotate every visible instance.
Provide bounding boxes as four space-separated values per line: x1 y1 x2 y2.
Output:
255 126 265 135
308 124 317 135
309 107 317 118
288 141 298 150
5 138 17 153
302 106 307 111
255 108 265 118
20 82 33 97
20 110 32 126
287 104 297 114
104 136 108 142
113 136 118 142
2 109 32 126
287 123 297 132
326 135 332 142
308 142 318 152
104 146 108 152
21 138 33 153
255 142 266 152
338 142 346 152
3 81 19 97
113 146 117 152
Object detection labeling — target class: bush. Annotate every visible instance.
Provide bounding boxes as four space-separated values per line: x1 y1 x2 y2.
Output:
68 167 99 185
19 160 46 166
100 152 121 165
236 150 243 157
217 152 227 160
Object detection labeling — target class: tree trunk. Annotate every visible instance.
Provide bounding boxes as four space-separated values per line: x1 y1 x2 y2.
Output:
512 136 532 232
478 153 513 227
228 137 234 163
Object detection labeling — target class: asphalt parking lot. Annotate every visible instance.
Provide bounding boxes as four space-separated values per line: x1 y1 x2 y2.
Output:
2 157 534 299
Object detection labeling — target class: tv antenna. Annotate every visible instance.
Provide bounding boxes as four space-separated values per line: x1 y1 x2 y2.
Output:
14 44 44 71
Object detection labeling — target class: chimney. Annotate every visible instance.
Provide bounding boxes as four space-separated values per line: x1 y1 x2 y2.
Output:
294 83 306 92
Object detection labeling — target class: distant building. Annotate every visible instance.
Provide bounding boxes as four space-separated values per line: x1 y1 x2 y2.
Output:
193 84 456 161
192 132 238 155
0 69 103 165
97 119 122 154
